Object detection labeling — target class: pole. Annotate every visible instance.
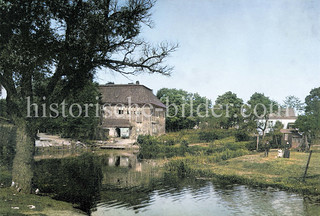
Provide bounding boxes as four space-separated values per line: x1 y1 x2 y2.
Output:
303 150 313 182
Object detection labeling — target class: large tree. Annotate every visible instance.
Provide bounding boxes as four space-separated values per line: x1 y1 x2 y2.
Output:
214 91 244 129
0 0 177 193
247 92 278 139
283 95 304 115
295 87 320 146
157 88 211 131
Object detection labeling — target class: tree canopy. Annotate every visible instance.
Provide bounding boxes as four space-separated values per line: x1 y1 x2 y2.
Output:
0 0 177 193
296 87 320 142
247 92 278 137
214 91 244 129
157 88 211 131
283 95 304 114
0 0 178 139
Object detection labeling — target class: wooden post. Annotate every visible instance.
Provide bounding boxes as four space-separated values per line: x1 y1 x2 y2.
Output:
303 150 313 182
256 135 259 151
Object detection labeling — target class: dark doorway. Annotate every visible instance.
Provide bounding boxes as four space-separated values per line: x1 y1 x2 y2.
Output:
116 127 120 137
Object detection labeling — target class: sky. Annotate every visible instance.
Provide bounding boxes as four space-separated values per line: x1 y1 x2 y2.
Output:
96 0 320 104
1 0 319 103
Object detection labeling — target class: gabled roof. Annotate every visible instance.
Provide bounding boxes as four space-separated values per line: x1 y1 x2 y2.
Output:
102 119 131 128
269 108 297 120
99 84 166 108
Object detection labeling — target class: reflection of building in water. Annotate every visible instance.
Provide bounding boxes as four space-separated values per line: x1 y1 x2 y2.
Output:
101 154 163 188
106 155 133 167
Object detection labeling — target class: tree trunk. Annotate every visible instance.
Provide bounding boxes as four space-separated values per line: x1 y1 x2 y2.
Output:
11 118 34 194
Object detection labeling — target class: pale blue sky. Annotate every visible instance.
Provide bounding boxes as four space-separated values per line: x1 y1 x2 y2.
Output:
96 0 320 104
2 1 317 102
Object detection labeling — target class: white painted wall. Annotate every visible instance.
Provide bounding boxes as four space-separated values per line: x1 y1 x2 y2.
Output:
258 118 297 134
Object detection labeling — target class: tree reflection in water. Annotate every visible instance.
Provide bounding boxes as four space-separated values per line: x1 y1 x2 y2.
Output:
33 152 320 216
33 153 103 215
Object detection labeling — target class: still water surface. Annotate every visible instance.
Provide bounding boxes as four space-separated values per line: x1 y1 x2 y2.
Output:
33 151 320 216
95 182 319 216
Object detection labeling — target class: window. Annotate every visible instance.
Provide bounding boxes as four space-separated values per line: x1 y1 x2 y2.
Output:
268 121 273 127
118 109 124 115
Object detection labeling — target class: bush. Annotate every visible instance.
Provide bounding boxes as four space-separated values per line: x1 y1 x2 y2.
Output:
137 135 161 159
164 138 175 146
0 124 16 169
166 148 250 177
179 140 189 156
235 130 250 142
198 131 219 142
137 132 254 159
245 141 257 151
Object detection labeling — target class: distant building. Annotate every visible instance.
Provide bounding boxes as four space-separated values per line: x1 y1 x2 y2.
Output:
99 82 166 139
267 108 297 130
280 129 303 149
259 108 305 148
261 108 297 134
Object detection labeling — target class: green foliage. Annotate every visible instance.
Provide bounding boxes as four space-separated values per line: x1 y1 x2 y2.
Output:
159 129 200 144
247 92 279 135
179 140 189 156
198 131 219 142
0 99 8 119
33 153 102 214
156 88 212 131
0 124 16 168
137 131 252 159
0 0 176 194
268 121 284 149
296 87 320 142
158 129 236 145
0 166 12 187
166 148 249 177
214 91 244 129
245 140 257 151
283 95 304 113
37 82 101 140
235 130 250 142
137 135 161 159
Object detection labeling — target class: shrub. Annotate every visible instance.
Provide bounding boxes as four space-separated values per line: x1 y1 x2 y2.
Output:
245 140 257 151
198 131 219 142
179 140 189 156
137 135 161 159
235 130 250 142
0 124 16 169
164 138 175 146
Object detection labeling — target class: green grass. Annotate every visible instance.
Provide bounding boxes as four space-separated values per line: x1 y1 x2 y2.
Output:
0 187 85 215
168 150 320 195
0 166 12 187
0 166 85 215
158 128 237 144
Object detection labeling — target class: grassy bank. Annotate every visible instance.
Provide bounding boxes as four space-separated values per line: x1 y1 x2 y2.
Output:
167 150 320 195
138 133 254 159
0 166 85 215
0 187 85 216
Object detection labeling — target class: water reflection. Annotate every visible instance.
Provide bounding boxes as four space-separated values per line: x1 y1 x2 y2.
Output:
33 152 320 216
33 153 103 214
33 151 163 214
96 179 320 216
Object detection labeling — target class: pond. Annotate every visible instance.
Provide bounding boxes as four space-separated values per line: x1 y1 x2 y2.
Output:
33 151 320 215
